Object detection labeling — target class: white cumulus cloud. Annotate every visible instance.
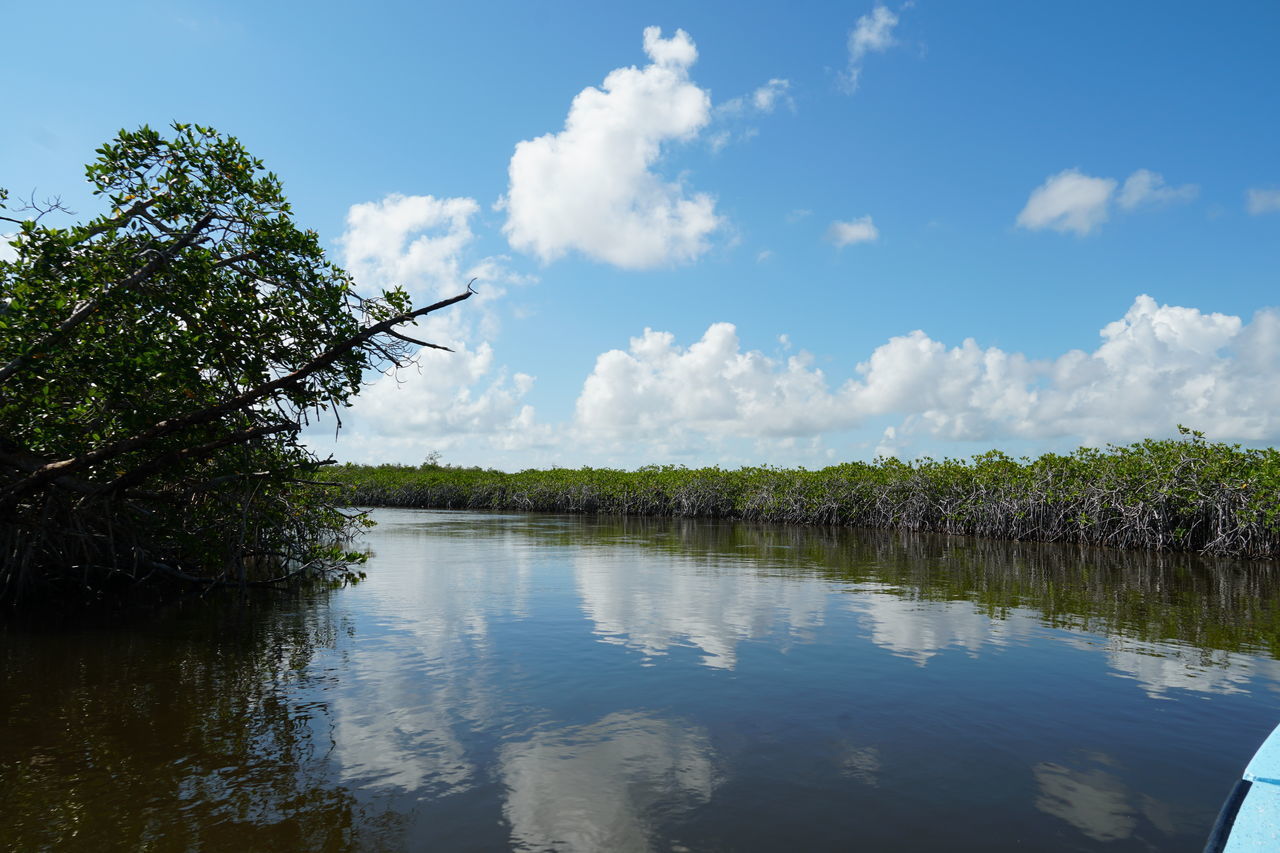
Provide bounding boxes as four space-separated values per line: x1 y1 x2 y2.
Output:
1016 169 1117 235
1247 187 1280 215
574 323 854 445
323 345 544 461
501 26 721 269
306 193 547 463
1019 168 1199 235
571 296 1280 461
847 295 1260 445
339 193 481 303
845 4 900 92
827 215 880 247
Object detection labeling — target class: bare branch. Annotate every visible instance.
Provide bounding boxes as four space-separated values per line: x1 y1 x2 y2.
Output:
212 250 260 269
387 328 452 351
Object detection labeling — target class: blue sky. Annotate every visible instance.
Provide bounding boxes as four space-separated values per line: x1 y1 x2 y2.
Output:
4 1 1279 468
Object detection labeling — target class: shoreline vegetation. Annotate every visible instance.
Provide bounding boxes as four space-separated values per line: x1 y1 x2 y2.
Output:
328 430 1280 560
1 125 472 607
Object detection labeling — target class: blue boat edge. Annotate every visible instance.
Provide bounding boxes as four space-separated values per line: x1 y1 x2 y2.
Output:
1206 723 1280 852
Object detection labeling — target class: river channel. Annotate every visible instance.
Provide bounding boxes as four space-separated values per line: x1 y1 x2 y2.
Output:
5 508 1280 851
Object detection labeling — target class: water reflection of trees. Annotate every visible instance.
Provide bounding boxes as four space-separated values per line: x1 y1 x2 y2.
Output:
0 595 393 852
445 513 1280 659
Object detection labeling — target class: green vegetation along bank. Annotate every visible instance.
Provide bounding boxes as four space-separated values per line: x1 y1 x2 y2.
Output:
329 431 1280 559
0 124 471 606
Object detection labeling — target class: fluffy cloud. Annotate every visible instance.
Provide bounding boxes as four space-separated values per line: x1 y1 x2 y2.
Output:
1117 169 1198 210
338 193 480 303
319 345 545 462
1246 187 1280 215
571 295 1280 459
849 295 1268 445
827 215 880 247
1016 169 1117 235
844 5 900 92
1019 168 1198 235
306 193 547 463
335 192 529 347
502 27 721 269
0 234 16 264
574 323 850 445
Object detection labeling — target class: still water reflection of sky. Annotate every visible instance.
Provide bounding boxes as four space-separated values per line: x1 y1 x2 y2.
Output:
7 508 1280 851
297 510 1280 850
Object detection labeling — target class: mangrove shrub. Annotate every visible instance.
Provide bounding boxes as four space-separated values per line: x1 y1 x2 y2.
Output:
328 432 1280 558
0 124 472 604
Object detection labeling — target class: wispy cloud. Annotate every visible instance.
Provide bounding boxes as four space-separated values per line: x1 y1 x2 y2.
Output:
1117 169 1198 210
844 5 900 92
710 78 793 152
1246 187 1280 215
752 78 793 113
827 215 880 247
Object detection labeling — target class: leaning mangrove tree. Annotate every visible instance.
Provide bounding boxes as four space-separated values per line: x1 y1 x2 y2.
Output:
0 124 472 605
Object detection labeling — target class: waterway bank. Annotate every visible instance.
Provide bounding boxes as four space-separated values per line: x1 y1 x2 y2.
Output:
328 433 1280 558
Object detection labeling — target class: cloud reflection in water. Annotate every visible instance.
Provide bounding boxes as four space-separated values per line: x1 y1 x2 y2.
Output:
501 711 718 853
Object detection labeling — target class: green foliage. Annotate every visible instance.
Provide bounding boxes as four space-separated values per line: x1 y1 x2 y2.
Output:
0 124 463 604
326 433 1280 558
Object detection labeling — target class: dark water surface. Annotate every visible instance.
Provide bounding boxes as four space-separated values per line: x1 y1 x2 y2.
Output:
6 509 1280 852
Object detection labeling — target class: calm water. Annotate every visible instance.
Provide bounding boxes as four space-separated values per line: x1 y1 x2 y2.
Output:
5 509 1280 852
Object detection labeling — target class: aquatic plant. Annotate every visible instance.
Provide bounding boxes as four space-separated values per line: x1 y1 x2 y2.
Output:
326 430 1280 558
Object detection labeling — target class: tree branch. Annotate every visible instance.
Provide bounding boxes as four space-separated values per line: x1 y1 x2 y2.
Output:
5 286 474 498
0 446 97 495
97 421 301 495
386 328 452 351
212 250 260 269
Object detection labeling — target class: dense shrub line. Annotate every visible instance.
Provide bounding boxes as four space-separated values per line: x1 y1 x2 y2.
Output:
327 431 1280 558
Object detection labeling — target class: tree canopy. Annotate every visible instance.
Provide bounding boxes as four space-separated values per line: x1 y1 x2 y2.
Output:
0 123 472 605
